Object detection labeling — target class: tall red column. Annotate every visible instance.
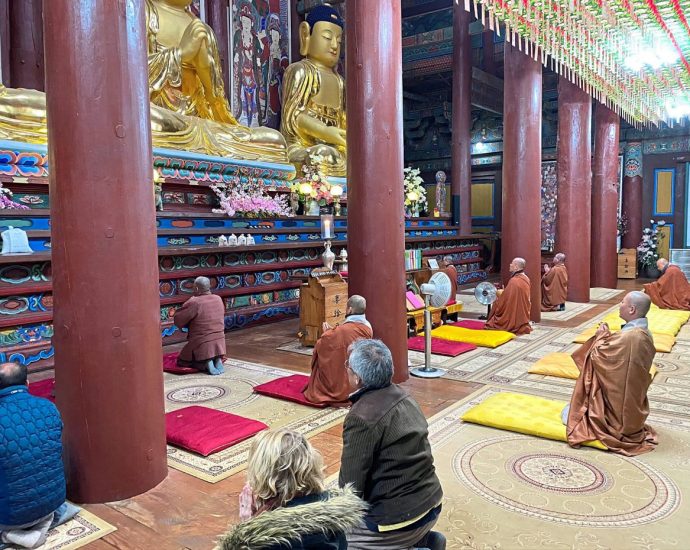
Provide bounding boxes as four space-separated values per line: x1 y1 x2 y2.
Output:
622 142 643 249
346 0 407 382
44 0 167 502
9 0 44 90
502 42 542 322
452 3 472 233
0 0 10 86
207 0 231 95
591 103 620 288
555 76 592 302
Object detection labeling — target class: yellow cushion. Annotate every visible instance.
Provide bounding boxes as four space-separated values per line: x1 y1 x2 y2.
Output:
461 392 607 450
572 329 676 353
601 310 686 336
528 352 658 380
431 325 515 348
650 303 690 322
652 333 675 353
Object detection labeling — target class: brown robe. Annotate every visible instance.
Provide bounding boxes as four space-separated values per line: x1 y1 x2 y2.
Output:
567 327 657 456
303 321 373 407
486 272 532 335
541 263 568 311
643 264 690 310
441 265 458 304
174 293 227 364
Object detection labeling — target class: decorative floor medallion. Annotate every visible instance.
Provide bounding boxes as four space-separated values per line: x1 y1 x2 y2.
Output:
453 435 680 527
167 385 226 403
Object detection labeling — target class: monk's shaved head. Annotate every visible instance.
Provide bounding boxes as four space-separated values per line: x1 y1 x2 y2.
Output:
347 294 366 315
554 253 566 263
513 258 526 270
622 291 651 321
194 276 211 293
656 258 669 270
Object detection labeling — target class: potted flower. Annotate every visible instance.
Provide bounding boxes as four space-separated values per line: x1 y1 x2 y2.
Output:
403 167 427 217
211 174 292 218
291 153 333 215
0 183 29 210
637 220 665 278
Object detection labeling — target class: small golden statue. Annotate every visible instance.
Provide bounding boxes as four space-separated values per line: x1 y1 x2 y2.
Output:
281 5 346 176
0 0 288 164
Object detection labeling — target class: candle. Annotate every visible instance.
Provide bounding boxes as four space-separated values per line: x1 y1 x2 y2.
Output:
321 214 334 239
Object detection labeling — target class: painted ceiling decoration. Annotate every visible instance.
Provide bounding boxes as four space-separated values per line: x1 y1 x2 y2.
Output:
463 0 690 125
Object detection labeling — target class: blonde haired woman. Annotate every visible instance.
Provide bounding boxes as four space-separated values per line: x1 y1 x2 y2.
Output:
217 429 365 549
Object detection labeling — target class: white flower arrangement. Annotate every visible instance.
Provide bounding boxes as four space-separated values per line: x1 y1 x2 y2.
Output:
403 167 427 213
637 219 665 268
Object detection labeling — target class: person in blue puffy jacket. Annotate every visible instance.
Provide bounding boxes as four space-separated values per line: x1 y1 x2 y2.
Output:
0 362 78 548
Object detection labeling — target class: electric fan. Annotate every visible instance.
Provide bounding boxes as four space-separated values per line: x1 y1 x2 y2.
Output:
474 281 498 319
410 271 452 378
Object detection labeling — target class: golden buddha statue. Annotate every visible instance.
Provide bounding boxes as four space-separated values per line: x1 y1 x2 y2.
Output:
280 5 346 176
0 0 288 164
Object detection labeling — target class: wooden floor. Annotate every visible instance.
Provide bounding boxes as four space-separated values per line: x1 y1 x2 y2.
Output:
43 277 646 549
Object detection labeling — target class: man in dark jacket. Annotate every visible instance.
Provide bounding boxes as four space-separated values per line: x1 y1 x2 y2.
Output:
0 362 78 548
339 340 444 549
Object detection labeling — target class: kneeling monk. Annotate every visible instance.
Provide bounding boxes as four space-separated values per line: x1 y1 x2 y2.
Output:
563 291 657 456
643 258 690 310
174 276 226 375
304 295 372 406
486 257 532 335
541 253 568 311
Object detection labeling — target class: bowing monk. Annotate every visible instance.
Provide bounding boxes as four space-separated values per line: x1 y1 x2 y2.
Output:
643 258 690 310
563 291 657 456
541 253 568 311
174 276 226 375
303 295 373 407
486 257 532 335
440 255 458 304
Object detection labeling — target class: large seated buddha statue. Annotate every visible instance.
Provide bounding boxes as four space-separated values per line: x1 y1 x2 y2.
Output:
0 0 287 164
280 5 346 177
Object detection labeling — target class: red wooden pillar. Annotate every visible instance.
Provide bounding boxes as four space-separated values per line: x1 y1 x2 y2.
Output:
289 0 303 63
452 3 472 234
591 103 620 288
44 0 167 502
0 0 10 86
502 42 542 322
555 76 592 302
207 0 231 95
622 142 643 250
9 0 44 90
346 0 407 382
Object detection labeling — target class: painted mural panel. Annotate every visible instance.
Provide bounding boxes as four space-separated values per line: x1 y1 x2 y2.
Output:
541 161 557 251
230 0 289 129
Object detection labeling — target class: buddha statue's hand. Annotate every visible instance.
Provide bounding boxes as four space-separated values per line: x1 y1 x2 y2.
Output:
320 125 346 148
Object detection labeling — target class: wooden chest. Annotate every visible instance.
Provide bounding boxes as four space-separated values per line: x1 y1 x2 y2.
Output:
617 248 637 279
299 269 348 346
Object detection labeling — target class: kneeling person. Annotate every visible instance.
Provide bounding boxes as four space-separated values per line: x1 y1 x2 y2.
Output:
562 291 657 456
304 295 372 407
174 276 226 375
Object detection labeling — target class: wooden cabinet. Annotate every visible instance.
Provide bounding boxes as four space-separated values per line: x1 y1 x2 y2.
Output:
298 269 348 346
617 248 637 279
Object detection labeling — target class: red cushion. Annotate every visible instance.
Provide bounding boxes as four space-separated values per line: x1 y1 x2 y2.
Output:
28 378 55 402
451 320 486 330
163 352 198 375
253 374 326 408
446 299 456 306
408 337 477 357
165 406 268 457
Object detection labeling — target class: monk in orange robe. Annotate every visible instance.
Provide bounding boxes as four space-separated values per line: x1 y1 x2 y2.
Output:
486 257 532 335
563 291 657 456
440 255 458 304
303 295 373 407
541 252 568 311
174 276 227 375
643 258 690 310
